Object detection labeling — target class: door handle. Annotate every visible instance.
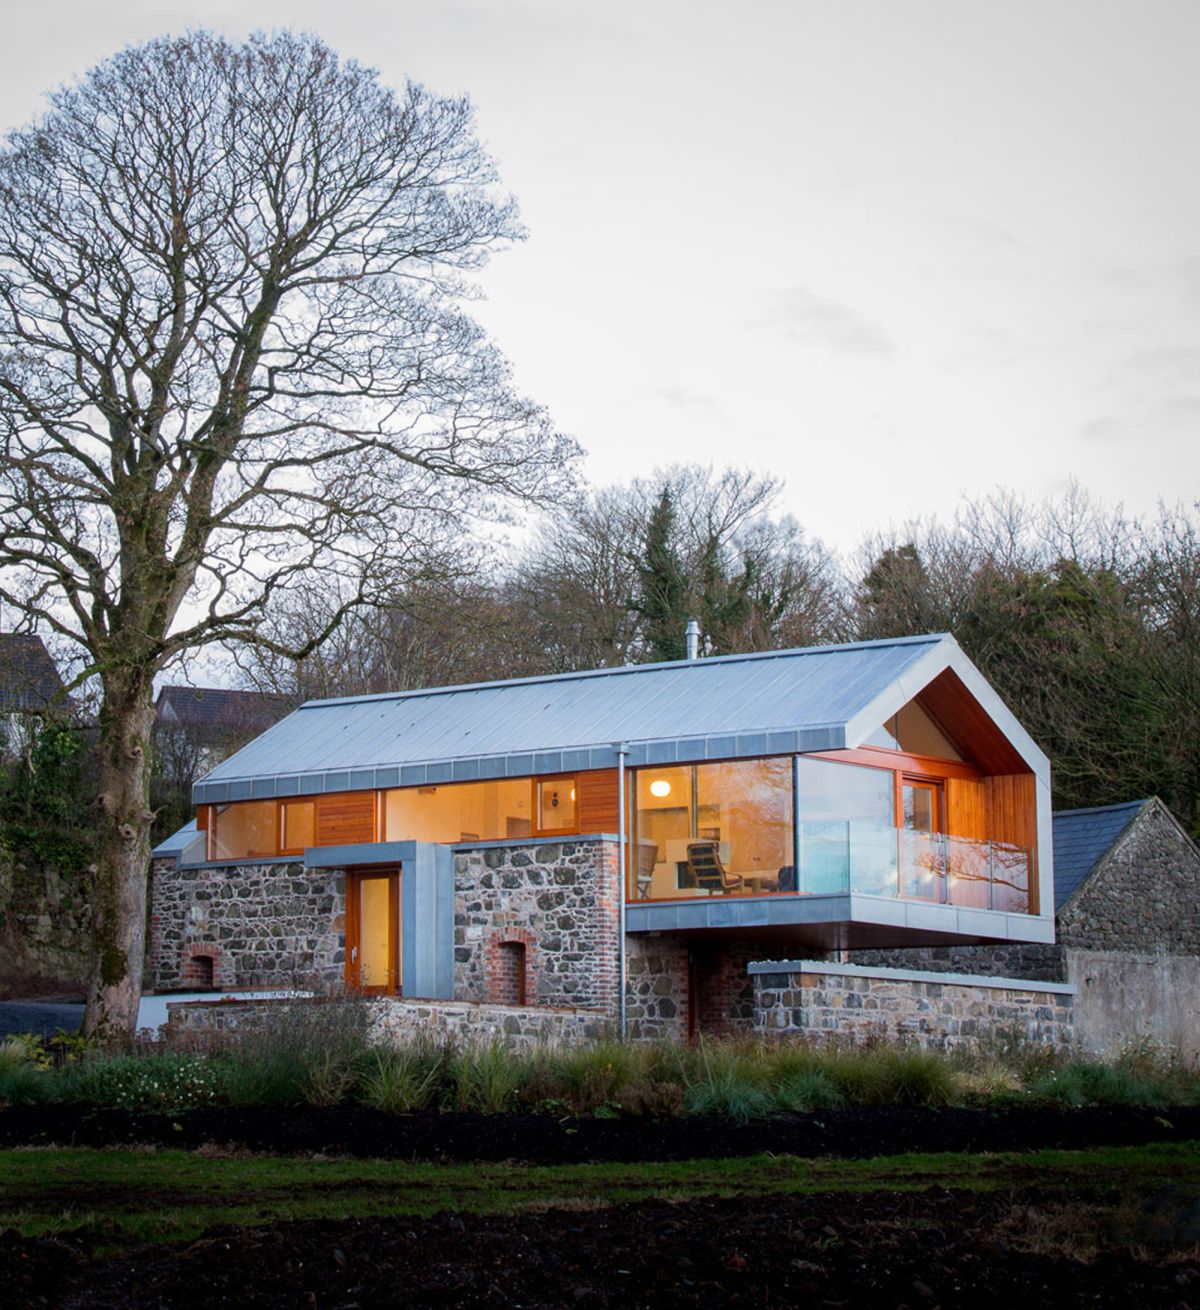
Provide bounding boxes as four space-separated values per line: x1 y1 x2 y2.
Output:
351 946 358 963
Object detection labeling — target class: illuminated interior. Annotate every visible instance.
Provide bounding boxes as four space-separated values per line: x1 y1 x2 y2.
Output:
384 778 535 843
632 758 793 899
210 800 278 860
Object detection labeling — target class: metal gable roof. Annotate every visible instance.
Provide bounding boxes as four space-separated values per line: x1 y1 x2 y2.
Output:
1050 799 1147 914
193 634 969 803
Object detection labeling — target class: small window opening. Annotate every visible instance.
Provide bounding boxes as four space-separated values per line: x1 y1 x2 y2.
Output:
497 941 527 1006
191 953 215 988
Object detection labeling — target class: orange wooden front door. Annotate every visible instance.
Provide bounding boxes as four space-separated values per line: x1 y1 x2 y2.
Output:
345 870 400 995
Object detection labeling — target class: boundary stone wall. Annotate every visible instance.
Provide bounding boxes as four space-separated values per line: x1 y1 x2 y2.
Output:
752 960 1074 1049
164 994 612 1051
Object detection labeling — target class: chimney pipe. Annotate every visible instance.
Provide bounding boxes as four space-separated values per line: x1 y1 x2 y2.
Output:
685 618 701 660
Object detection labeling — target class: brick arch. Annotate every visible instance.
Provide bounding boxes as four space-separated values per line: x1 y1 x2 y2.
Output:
182 942 225 989
487 929 536 1007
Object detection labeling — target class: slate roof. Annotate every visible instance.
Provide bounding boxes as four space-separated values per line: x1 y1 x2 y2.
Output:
0 634 67 714
1051 800 1148 914
193 633 1048 806
156 686 294 739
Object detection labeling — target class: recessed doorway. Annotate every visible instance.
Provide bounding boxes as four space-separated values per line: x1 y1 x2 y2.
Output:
345 869 400 995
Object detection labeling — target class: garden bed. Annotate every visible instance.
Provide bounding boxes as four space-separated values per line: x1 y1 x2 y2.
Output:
8 1179 1200 1308
2 1101 1200 1163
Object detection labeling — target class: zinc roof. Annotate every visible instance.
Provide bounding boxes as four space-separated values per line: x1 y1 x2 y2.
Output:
194 634 962 804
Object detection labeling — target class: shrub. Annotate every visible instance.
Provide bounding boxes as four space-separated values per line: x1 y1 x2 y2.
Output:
222 996 371 1107
0 1060 51 1105
681 1040 773 1124
544 1039 644 1114
448 1039 526 1113
1026 1060 1179 1107
55 1052 227 1111
774 1067 845 1112
355 1038 448 1113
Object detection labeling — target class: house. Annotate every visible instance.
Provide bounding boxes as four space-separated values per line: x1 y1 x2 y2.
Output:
154 685 294 762
0 632 69 754
149 633 1074 1046
855 798 1200 1054
152 685 296 827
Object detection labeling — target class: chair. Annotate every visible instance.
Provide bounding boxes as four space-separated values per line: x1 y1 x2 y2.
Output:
634 842 659 899
686 841 743 894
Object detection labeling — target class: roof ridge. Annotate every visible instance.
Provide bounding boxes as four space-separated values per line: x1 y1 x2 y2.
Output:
1053 799 1150 818
297 632 954 711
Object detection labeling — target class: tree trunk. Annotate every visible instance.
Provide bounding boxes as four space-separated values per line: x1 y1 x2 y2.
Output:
83 674 156 1041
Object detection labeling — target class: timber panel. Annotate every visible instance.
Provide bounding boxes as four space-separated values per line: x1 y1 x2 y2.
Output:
986 772 1039 912
946 777 987 841
316 791 376 846
577 768 620 833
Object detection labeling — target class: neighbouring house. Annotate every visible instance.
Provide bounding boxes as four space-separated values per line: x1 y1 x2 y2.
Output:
154 685 295 768
153 685 296 832
0 632 70 755
853 797 1200 1055
149 633 1076 1048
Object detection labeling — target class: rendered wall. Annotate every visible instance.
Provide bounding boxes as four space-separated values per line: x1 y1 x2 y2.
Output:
1066 949 1200 1057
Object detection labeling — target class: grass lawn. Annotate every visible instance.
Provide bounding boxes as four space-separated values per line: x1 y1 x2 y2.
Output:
3 1140 1198 1253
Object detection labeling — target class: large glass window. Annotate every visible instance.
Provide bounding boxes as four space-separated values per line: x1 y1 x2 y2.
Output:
632 758 793 899
795 757 897 896
210 800 278 861
384 778 534 843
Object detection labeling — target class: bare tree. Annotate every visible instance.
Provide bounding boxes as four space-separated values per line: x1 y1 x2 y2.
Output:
0 31 576 1037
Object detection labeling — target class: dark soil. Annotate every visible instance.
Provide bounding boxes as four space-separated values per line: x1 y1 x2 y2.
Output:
6 1106 1200 1307
2 1101 1200 1163
7 1188 1200 1309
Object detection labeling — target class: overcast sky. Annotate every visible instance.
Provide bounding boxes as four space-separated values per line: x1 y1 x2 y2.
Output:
3 0 1197 554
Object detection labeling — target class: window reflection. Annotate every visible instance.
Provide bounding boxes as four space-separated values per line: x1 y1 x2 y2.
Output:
211 800 277 861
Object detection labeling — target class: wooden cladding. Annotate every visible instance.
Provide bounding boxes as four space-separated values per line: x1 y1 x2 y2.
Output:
577 769 620 834
986 773 1039 913
945 777 987 842
315 791 377 847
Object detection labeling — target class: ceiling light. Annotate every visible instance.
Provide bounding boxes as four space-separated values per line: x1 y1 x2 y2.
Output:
649 779 671 798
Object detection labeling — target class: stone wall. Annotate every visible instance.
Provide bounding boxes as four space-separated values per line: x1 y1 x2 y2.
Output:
0 849 92 995
149 856 345 990
625 935 689 1041
1058 801 1200 954
752 960 1074 1050
372 996 612 1051
164 993 612 1052
849 942 1066 982
452 840 621 1017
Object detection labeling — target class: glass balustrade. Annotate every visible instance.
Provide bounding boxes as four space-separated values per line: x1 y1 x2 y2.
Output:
634 814 1031 913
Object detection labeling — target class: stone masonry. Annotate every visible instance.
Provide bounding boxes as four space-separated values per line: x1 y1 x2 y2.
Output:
1057 799 1200 954
164 994 613 1053
625 934 689 1041
452 840 622 1018
148 856 345 990
752 960 1074 1050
